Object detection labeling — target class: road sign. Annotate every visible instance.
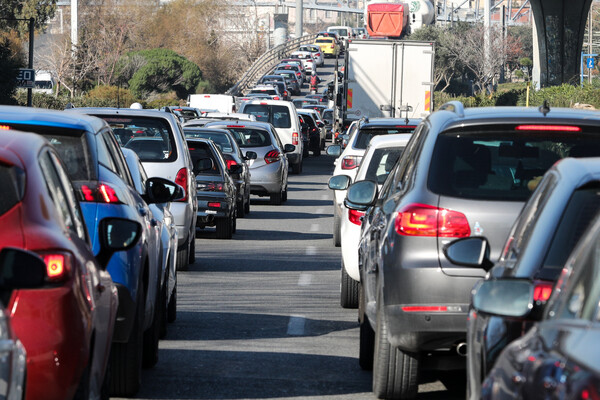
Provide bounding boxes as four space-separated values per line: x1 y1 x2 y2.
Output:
587 57 595 69
16 69 35 89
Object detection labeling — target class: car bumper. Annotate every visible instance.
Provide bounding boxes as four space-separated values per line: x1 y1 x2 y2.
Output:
340 208 361 281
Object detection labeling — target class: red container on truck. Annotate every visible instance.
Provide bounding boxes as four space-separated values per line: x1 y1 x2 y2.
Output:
366 2 409 38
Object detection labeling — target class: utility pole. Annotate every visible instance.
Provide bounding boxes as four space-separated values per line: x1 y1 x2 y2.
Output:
589 2 593 84
71 0 78 49
295 0 303 38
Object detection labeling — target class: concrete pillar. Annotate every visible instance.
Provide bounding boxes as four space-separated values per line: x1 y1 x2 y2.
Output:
295 0 303 38
529 0 593 86
274 13 288 47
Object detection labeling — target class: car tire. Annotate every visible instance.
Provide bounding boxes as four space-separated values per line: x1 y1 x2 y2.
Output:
333 209 341 247
282 187 288 202
110 287 144 397
232 209 237 234
359 284 375 371
372 298 419 400
312 143 321 157
321 138 326 150
291 161 301 175
216 216 232 239
176 237 189 271
303 143 309 158
340 264 359 308
167 286 177 323
159 277 168 339
244 193 251 214
142 283 161 369
188 233 196 265
237 199 246 218
439 370 467 394
73 363 91 400
270 190 283 205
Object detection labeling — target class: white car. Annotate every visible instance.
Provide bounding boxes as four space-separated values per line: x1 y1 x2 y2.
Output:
329 134 413 308
327 117 421 247
290 51 317 73
298 44 325 66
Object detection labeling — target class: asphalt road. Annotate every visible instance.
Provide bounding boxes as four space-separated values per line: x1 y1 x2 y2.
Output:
114 153 463 400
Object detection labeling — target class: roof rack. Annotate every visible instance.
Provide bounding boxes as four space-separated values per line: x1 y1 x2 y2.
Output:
438 101 465 118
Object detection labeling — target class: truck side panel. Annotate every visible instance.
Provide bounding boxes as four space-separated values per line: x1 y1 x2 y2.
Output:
395 41 435 117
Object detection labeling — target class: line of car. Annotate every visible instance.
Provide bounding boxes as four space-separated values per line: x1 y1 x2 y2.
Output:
328 101 600 399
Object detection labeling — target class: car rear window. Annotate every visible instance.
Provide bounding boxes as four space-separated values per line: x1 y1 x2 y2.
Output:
100 116 177 163
428 129 600 201
354 126 417 149
365 147 405 184
243 104 291 129
0 164 24 216
223 127 272 148
316 38 334 44
187 141 221 176
183 129 234 152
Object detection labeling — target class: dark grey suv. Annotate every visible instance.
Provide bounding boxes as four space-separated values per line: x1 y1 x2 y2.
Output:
345 101 600 399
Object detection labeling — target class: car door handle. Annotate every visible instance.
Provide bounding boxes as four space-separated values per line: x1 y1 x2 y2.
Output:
138 205 148 217
97 283 106 293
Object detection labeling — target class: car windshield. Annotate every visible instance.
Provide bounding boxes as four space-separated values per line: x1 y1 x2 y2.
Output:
428 129 600 202
243 104 291 129
316 38 334 44
183 129 234 152
101 116 176 163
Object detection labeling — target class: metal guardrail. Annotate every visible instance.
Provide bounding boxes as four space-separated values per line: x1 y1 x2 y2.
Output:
226 34 318 96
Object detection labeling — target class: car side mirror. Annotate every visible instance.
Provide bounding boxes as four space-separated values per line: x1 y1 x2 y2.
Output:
443 237 494 271
472 279 533 318
195 157 214 172
96 218 142 269
317 121 324 128
283 144 296 153
144 177 185 204
244 151 258 160
327 144 342 157
328 175 351 190
229 164 243 175
0 248 46 289
345 180 378 211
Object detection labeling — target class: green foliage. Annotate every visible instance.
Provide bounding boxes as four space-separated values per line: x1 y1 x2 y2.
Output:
14 91 64 109
0 33 25 105
145 92 183 110
0 0 57 37
117 48 205 99
83 86 138 108
518 83 600 108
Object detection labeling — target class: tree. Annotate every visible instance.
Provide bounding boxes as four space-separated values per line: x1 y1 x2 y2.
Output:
0 0 56 37
0 31 25 104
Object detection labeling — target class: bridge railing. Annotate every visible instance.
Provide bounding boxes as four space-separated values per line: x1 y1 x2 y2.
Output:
226 34 318 96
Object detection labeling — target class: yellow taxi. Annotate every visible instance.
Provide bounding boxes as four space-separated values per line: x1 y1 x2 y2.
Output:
314 37 339 58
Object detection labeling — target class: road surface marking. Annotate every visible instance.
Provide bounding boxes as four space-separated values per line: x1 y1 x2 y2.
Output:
306 246 317 256
298 273 312 286
287 315 306 335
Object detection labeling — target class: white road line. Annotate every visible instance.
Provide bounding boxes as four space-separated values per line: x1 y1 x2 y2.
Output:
306 246 317 256
298 273 312 286
310 223 320 232
287 315 306 336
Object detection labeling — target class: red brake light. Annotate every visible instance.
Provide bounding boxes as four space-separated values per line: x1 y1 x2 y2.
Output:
76 182 123 204
348 209 364 225
175 168 188 202
292 132 299 145
99 184 119 203
0 125 10 130
402 306 448 312
394 203 470 237
39 252 71 282
227 125 245 128
273 96 280 100
264 150 280 164
341 156 361 170
533 281 554 302
198 182 224 192
226 159 238 169
208 202 221 207
515 125 581 132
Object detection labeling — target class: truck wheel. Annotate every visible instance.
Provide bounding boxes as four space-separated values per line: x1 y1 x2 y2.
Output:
333 210 341 247
340 264 359 308
216 217 232 239
110 289 144 397
372 299 419 399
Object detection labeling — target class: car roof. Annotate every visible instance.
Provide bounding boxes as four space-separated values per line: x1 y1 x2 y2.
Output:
204 120 275 131
367 133 414 149
359 117 422 129
0 105 108 133
68 107 180 124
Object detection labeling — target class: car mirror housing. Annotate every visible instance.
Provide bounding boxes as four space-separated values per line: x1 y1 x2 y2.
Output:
245 151 258 160
472 279 534 318
229 164 243 175
0 248 46 289
444 237 494 270
328 174 351 191
96 218 142 269
346 180 378 207
195 157 214 172
283 144 296 153
144 177 185 204
326 145 342 157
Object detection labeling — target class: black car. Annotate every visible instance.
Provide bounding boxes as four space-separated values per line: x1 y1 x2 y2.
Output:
443 156 600 399
467 209 600 400
297 110 321 156
187 138 239 239
183 127 256 217
297 114 312 158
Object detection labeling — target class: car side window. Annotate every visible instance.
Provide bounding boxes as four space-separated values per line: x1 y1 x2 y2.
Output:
391 124 426 195
39 150 76 234
96 132 117 173
101 130 134 187
48 151 88 241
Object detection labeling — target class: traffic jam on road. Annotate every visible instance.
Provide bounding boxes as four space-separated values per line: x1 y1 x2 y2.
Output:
3 24 600 400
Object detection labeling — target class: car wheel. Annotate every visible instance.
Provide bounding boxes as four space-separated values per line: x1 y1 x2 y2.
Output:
73 363 91 400
167 285 177 323
291 161 301 175
244 193 250 214
303 144 309 158
340 264 359 308
232 208 237 234
270 190 283 205
312 143 321 156
237 199 246 218
110 288 144 397
142 283 161 368
333 209 341 247
372 297 419 399
176 237 189 271
440 370 467 394
321 138 326 150
216 217 232 239
159 277 168 339
282 187 288 202
359 284 375 370
188 233 196 264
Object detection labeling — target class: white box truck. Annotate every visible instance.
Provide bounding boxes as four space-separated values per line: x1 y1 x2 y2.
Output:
187 94 236 113
341 39 435 121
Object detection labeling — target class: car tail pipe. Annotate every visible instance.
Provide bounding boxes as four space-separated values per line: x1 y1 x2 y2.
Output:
455 342 467 357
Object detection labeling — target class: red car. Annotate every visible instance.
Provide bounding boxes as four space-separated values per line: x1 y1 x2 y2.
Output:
0 129 141 400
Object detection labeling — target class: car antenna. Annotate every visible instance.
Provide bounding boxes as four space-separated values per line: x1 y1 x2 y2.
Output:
539 100 550 116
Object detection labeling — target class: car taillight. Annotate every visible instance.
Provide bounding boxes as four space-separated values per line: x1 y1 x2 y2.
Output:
175 168 188 202
208 202 221 208
516 125 581 132
533 281 554 302
402 306 448 312
341 156 361 170
265 150 280 164
394 203 470 237
273 96 280 100
38 252 71 282
292 132 299 145
330 44 335 49
197 182 224 192
348 209 364 225
225 159 238 169
75 182 124 204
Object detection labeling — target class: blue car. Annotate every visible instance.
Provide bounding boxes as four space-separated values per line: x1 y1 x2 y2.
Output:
0 106 178 397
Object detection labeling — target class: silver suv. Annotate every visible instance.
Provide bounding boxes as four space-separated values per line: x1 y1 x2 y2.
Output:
70 108 198 270
345 101 600 399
